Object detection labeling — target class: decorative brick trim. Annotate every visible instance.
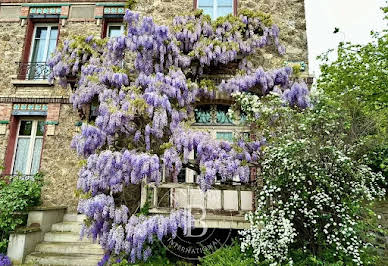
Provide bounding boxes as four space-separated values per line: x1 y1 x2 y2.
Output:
60 6 70 18
0 97 70 104
29 7 62 15
103 7 125 15
94 6 104 19
44 121 59 125
20 6 30 18
13 103 48 112
12 110 48 116
0 121 9 124
47 103 61 121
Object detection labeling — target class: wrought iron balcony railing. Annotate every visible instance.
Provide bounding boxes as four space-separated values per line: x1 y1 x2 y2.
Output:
17 62 51 80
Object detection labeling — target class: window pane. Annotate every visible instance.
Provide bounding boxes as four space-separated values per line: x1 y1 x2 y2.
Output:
31 39 46 62
49 27 58 40
37 121 45 136
199 7 213 19
19 121 33 136
47 39 57 61
198 0 213 6
47 27 58 61
30 138 43 175
13 138 30 175
108 26 123 38
35 27 48 39
217 6 233 17
31 27 48 62
217 0 233 6
216 132 233 142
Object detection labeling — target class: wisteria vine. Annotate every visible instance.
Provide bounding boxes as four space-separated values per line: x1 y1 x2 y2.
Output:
48 8 310 264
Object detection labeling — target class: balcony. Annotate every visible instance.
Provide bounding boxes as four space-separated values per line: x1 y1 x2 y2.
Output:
140 182 255 229
12 62 53 86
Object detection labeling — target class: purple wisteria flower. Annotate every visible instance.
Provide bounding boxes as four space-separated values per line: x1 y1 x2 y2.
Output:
0 254 12 266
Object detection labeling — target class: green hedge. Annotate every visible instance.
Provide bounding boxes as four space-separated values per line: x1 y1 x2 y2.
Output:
0 173 44 253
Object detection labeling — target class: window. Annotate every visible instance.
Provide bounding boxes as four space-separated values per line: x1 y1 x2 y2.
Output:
216 131 233 142
28 24 58 80
194 104 234 125
191 104 248 184
197 0 235 19
107 23 125 38
12 119 45 176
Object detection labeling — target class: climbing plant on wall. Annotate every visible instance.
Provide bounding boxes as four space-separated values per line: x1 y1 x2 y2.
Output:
48 9 309 264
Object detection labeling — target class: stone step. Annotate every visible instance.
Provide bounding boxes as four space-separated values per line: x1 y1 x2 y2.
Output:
35 242 104 255
44 232 93 243
51 221 82 233
25 252 102 266
63 213 87 223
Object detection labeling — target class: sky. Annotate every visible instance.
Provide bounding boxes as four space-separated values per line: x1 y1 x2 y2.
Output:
304 0 387 76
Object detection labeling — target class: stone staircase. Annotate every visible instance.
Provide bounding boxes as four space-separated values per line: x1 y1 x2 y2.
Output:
24 214 104 266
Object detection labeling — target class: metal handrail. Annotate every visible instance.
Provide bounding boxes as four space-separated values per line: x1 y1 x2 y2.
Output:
17 61 51 80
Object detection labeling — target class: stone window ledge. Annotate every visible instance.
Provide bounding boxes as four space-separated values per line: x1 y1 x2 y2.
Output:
11 79 53 87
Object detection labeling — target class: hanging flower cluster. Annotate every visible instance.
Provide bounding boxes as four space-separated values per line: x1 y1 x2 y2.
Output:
167 127 265 190
78 194 194 263
48 8 311 263
0 254 11 266
173 10 286 75
79 194 193 263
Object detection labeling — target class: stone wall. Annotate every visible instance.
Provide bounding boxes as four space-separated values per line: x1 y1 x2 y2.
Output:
40 104 80 212
0 0 308 212
0 21 25 96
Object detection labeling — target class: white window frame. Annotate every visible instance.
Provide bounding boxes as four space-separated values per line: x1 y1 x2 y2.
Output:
107 23 125 38
11 118 45 176
197 0 234 19
29 24 58 64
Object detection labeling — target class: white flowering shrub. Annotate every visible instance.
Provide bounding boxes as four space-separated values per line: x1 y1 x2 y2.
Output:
240 209 296 264
236 93 386 265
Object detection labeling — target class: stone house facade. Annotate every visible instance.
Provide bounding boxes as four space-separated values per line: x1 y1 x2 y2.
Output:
0 0 309 214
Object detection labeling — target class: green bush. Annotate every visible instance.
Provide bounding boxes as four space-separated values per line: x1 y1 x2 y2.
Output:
0 173 44 253
366 145 388 179
200 242 255 266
